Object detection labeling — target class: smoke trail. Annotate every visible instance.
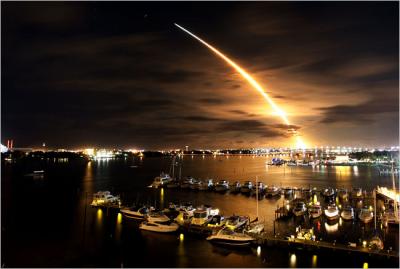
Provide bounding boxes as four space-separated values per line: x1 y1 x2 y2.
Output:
175 23 306 148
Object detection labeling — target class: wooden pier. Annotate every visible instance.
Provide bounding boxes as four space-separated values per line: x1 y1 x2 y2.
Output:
251 233 399 259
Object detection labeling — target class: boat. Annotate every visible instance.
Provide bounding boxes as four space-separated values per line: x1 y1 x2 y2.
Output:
321 187 335 199
214 180 230 192
229 181 241 194
283 187 293 197
300 187 312 198
382 209 400 227
206 227 256 247
351 187 363 198
189 179 201 190
292 201 307 217
340 206 354 220
240 181 253 194
91 191 120 206
308 204 322 219
146 211 171 223
190 209 210 226
337 189 348 200
358 207 373 224
205 215 226 228
324 204 339 220
180 177 195 189
252 182 265 198
265 186 281 197
166 180 180 188
225 215 249 231
120 206 150 220
139 221 179 233
148 172 173 188
174 207 195 225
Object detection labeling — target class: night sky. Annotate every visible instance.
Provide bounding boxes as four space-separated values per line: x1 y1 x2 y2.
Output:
2 2 399 149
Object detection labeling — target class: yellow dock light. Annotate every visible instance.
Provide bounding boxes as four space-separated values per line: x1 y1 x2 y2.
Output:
363 262 368 268
362 241 367 248
179 233 184 242
117 213 122 224
257 246 261 256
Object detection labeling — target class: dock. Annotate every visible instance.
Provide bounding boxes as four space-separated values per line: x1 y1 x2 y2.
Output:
252 233 399 259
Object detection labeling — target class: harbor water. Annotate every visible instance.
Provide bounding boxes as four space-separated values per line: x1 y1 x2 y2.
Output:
2 155 398 267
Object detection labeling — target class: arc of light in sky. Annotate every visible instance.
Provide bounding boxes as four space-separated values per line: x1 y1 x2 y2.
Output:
174 23 306 148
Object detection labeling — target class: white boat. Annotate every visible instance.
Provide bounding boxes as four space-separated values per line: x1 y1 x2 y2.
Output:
352 187 363 198
91 191 120 206
308 204 322 218
146 211 171 223
120 206 150 220
198 179 213 191
191 209 209 226
283 187 293 197
240 181 253 194
139 221 179 233
229 181 241 193
358 208 373 224
340 206 354 220
205 215 226 228
292 201 307 217
225 215 249 231
321 187 335 199
180 177 194 189
206 228 256 247
265 186 281 197
148 173 173 188
324 204 339 220
252 182 265 197
337 189 348 200
382 209 400 227
189 179 201 190
215 180 230 192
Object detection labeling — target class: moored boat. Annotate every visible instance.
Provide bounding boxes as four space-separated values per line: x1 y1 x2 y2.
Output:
91 191 120 206
308 204 322 218
215 180 230 192
229 181 241 194
206 228 256 247
340 205 354 220
139 221 179 233
240 181 253 194
225 215 249 231
265 185 281 197
149 173 173 188
321 187 335 200
324 204 339 220
120 205 150 220
337 188 348 200
358 207 373 224
292 201 307 217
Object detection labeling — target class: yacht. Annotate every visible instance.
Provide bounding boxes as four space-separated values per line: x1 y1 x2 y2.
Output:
149 173 173 188
358 207 373 224
308 204 322 218
206 228 256 247
191 209 209 226
229 181 241 194
215 180 230 192
146 211 171 223
189 179 201 190
225 215 249 231
240 181 253 194
340 206 354 220
91 191 120 206
352 187 363 198
300 188 312 198
265 186 281 197
292 201 307 217
252 182 265 197
324 204 339 220
139 221 179 233
120 206 150 220
180 177 194 189
283 187 293 197
205 215 226 228
382 209 400 227
337 189 349 200
174 207 195 225
321 188 335 200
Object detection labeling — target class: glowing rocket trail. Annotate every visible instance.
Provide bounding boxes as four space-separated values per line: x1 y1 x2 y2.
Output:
174 23 306 148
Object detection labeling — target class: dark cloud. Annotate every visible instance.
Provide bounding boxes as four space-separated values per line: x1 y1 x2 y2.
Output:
317 98 398 124
1 2 398 148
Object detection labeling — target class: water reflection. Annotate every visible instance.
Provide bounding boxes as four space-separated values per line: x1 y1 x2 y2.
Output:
257 246 261 257
160 188 164 208
312 255 317 267
325 222 339 233
289 253 297 268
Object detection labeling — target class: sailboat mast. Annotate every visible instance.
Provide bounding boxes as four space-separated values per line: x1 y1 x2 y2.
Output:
374 188 377 230
172 156 175 178
392 161 398 221
256 176 259 219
